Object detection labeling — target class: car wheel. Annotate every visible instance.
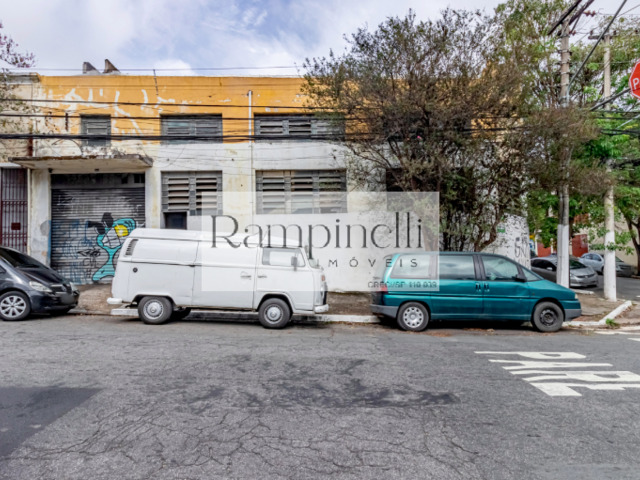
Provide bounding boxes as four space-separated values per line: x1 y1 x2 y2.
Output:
138 296 173 325
0 291 31 321
397 302 429 332
171 307 191 320
531 302 564 333
258 298 291 329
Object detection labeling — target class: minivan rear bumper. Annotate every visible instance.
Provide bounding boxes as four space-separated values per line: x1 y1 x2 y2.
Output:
564 308 582 320
314 304 329 313
370 304 398 318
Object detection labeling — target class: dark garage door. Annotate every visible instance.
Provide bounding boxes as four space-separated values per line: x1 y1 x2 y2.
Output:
51 173 145 284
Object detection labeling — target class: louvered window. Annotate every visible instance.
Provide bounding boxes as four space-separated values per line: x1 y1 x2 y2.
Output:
256 170 346 214
254 115 344 141
162 171 223 215
81 115 111 146
161 115 223 143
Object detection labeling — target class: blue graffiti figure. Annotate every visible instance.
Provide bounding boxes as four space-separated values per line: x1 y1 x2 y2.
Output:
88 213 136 282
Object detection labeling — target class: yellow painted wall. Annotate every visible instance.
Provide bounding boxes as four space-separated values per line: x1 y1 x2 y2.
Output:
36 75 308 143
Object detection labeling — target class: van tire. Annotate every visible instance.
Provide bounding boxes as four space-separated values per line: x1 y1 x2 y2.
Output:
138 296 173 325
397 302 429 332
0 291 31 321
258 298 291 329
531 301 564 332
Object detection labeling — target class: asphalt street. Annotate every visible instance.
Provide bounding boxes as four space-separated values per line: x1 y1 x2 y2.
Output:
578 275 639 300
1 315 639 480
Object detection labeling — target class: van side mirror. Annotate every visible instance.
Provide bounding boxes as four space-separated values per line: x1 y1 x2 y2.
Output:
291 256 298 270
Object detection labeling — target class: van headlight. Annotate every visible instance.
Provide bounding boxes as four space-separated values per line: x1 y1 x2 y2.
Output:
29 281 53 293
70 282 78 292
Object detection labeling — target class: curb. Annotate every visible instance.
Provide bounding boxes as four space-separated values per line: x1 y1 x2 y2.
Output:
571 300 633 327
109 308 380 324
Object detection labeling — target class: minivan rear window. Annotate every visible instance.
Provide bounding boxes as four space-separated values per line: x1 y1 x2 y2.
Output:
391 254 436 279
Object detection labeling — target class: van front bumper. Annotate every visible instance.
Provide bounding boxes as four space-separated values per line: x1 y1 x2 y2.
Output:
370 304 398 318
107 297 123 305
314 304 329 313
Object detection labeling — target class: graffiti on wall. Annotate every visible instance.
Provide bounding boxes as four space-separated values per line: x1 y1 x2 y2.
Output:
87 213 136 281
51 212 139 284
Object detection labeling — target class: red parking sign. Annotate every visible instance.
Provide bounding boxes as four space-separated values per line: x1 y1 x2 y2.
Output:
630 60 640 99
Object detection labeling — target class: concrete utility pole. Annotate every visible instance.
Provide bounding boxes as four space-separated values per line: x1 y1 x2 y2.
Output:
557 19 571 288
603 33 617 301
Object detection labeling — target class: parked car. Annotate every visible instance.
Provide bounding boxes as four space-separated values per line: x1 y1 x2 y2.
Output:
0 246 79 321
580 252 634 277
108 228 329 328
530 256 598 288
370 252 581 333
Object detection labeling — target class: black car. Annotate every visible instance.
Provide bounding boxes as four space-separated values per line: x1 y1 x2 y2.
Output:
0 247 79 321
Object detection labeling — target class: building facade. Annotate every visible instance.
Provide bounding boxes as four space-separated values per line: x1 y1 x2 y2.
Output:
4 67 531 290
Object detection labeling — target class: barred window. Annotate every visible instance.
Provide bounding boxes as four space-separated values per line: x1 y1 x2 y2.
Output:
161 115 223 143
81 115 111 147
256 170 346 214
254 115 344 141
161 171 223 216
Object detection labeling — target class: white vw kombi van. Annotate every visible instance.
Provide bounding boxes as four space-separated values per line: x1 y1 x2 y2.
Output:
108 228 329 328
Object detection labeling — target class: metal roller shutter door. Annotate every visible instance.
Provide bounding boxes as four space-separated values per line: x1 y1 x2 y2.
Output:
51 187 145 284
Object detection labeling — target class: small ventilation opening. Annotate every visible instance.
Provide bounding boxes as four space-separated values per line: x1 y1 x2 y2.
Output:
124 239 138 256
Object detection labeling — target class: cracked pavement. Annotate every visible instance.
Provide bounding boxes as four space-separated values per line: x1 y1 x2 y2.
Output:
0 315 639 479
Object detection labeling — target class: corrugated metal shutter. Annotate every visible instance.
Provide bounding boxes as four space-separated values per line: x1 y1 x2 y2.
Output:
51 181 145 284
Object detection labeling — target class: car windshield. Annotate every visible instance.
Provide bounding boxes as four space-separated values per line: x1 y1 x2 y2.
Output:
569 260 587 270
0 248 48 269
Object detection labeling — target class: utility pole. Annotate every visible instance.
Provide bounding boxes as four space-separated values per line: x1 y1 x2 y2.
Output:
556 19 571 288
603 33 617 301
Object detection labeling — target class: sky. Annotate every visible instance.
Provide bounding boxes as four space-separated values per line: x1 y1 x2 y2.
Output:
0 0 509 76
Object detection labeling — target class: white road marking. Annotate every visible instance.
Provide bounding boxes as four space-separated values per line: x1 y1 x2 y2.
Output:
630 338 640 342
475 351 586 359
476 351 640 397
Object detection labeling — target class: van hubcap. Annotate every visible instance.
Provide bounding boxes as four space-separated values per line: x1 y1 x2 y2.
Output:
1 295 27 319
144 301 163 319
403 307 424 328
540 308 557 327
265 305 283 323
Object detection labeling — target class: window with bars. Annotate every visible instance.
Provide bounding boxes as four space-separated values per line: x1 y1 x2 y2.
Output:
256 170 347 214
254 115 344 141
161 171 223 218
161 115 223 143
81 115 111 147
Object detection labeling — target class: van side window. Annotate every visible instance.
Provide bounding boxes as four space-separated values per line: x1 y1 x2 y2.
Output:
262 248 305 268
390 254 436 279
481 256 520 281
439 255 476 280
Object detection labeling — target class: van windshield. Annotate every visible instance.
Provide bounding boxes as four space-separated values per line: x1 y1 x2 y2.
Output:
0 248 48 269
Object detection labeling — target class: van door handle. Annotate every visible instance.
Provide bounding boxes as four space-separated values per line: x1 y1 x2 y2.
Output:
475 283 481 291
240 272 252 279
258 274 267 278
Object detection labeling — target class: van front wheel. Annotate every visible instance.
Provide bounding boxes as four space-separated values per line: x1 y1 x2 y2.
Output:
397 302 429 332
138 296 172 325
258 298 291 329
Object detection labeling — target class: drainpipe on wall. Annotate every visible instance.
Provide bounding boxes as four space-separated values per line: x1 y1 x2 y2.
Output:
248 90 254 225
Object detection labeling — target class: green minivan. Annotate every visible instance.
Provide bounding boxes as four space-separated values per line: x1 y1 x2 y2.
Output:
370 252 581 332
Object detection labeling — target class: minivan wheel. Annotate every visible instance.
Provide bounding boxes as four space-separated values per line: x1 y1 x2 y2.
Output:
138 296 172 325
258 298 291 329
531 302 564 333
0 291 31 321
397 302 429 332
